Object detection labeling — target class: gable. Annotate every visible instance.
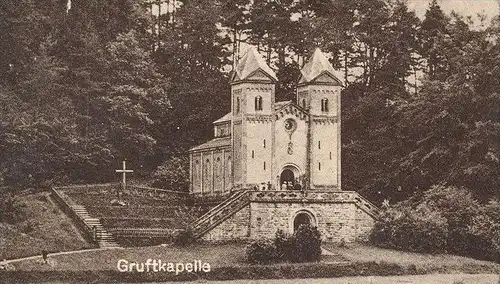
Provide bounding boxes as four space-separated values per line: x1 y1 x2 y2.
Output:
274 102 309 121
311 72 342 86
299 71 342 86
246 69 275 82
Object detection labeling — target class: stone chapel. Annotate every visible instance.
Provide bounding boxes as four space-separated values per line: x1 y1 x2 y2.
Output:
188 47 378 242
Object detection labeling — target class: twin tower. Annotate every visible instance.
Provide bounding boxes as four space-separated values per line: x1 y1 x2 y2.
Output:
189 47 343 196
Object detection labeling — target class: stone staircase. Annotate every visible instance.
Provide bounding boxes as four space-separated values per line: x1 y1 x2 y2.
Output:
192 189 250 239
71 205 120 248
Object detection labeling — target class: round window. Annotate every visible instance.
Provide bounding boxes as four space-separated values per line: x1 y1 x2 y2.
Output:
284 118 297 132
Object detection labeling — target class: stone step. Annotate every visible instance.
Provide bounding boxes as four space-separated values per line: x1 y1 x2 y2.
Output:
100 243 120 248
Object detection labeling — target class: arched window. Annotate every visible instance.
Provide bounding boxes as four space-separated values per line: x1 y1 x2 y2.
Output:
318 141 321 149
318 162 321 171
263 139 266 148
321 98 329 112
302 99 306 108
255 96 263 111
263 161 266 170
252 150 255 158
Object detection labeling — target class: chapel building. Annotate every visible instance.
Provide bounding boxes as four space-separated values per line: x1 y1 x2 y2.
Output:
189 47 343 195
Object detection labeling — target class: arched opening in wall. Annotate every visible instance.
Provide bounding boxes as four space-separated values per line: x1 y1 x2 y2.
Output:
279 165 301 190
280 169 294 187
293 211 316 232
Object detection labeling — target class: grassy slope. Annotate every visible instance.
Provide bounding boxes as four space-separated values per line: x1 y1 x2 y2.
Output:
0 191 94 260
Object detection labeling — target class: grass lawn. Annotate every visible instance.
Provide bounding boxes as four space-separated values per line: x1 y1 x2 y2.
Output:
11 242 345 271
323 243 500 274
11 242 499 273
0 191 94 260
4 242 499 283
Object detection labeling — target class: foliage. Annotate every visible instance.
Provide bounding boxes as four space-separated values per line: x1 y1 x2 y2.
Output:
173 228 195 247
370 203 449 253
0 191 26 224
371 185 500 262
274 229 294 261
245 239 276 264
0 0 499 210
151 156 189 192
272 225 322 263
292 224 322 262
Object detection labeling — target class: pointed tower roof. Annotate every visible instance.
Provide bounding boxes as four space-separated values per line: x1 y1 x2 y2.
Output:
299 48 343 86
232 46 277 83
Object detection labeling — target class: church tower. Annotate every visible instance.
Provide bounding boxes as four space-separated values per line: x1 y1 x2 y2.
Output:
297 48 343 190
230 47 277 188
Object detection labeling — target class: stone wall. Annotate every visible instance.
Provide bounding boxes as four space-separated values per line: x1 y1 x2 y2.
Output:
249 202 367 242
200 205 250 241
355 206 376 241
199 197 376 243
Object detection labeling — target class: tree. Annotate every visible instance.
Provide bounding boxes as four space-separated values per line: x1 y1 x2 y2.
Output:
419 0 449 78
153 0 231 157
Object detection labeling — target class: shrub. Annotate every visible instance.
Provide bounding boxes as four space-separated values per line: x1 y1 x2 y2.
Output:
273 225 322 263
274 229 294 261
371 185 500 262
246 239 276 264
371 204 448 254
418 185 481 256
292 224 322 262
0 192 26 224
468 200 500 262
151 156 189 192
173 228 195 247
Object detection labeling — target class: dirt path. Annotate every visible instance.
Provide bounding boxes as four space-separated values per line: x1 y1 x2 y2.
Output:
185 274 500 284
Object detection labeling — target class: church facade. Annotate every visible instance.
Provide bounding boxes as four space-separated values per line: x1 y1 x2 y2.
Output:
189 47 342 194
188 47 377 242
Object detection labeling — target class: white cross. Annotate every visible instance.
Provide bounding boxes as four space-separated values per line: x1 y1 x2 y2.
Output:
115 160 133 189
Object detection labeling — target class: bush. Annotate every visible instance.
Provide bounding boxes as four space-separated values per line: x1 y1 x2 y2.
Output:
151 156 189 191
371 185 500 262
0 192 26 224
418 185 481 256
371 201 449 254
274 229 294 261
274 225 322 263
292 224 322 262
246 239 276 264
173 228 195 247
468 200 500 262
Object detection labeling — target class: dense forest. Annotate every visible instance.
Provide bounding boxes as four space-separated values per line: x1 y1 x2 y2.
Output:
0 0 499 204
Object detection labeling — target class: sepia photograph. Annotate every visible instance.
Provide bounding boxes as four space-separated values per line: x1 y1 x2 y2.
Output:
0 0 499 283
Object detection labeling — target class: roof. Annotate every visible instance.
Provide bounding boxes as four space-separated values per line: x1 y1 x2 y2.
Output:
189 137 231 152
274 100 309 117
299 48 344 86
213 112 231 124
274 101 292 110
232 46 277 82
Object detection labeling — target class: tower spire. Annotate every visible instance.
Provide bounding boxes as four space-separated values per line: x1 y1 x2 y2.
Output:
232 46 277 83
299 48 343 86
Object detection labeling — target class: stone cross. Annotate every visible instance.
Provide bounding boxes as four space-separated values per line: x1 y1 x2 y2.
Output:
115 160 133 190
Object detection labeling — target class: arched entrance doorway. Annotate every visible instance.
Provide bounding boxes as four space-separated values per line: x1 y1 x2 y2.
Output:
280 169 294 185
279 165 301 190
294 213 311 231
292 210 316 232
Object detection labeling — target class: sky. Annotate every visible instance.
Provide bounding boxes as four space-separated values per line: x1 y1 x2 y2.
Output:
407 0 499 20
148 0 500 26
